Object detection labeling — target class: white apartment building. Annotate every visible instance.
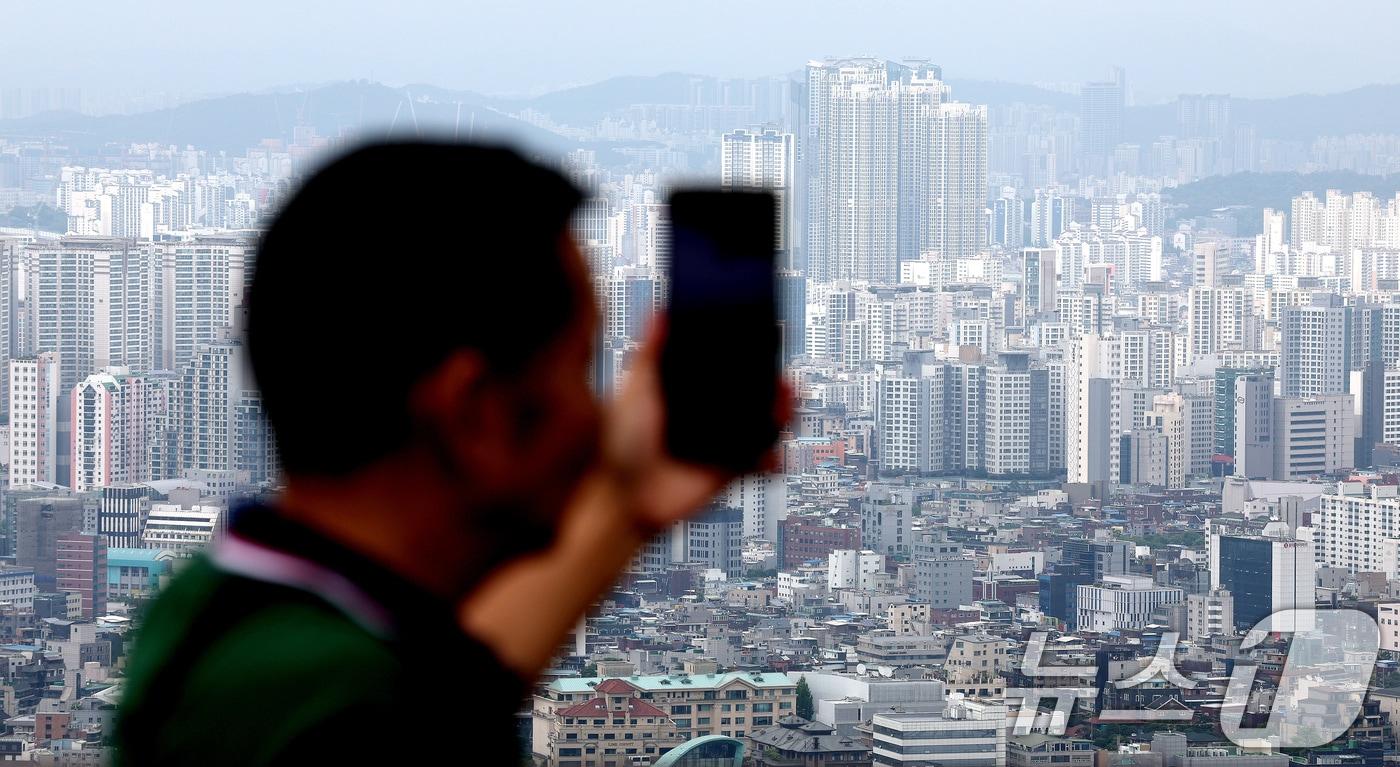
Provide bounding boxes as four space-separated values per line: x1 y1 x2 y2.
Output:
1280 297 1350 399
1315 482 1400 575
0 567 37 612
1054 227 1162 293
926 102 989 261
70 368 174 492
1076 575 1184 632
1186 588 1235 639
984 366 1032 476
9 354 59 488
1386 369 1400 447
0 238 14 419
1187 287 1255 364
1055 289 1110 338
176 340 248 473
1031 189 1072 247
828 549 885 590
24 237 158 392
156 235 255 370
723 473 788 542
1291 190 1400 252
1066 334 1122 484
777 569 824 604
1119 328 1176 390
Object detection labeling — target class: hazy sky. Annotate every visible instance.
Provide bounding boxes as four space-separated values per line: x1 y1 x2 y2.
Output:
9 0 1400 102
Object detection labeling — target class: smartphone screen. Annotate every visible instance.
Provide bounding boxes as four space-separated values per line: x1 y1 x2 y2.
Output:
661 190 780 470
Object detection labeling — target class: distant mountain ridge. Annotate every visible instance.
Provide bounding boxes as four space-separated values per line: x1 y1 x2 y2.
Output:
0 81 575 154
1166 170 1400 223
395 76 1400 143
1 75 1396 157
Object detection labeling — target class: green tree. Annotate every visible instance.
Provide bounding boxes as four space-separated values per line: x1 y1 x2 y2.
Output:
796 676 814 720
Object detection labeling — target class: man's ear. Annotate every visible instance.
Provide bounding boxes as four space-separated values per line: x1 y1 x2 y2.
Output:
410 350 488 427
409 351 507 464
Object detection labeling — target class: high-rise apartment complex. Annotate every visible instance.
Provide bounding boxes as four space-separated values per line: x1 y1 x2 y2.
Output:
805 58 987 283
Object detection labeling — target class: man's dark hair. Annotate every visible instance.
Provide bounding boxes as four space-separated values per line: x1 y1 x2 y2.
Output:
248 142 583 477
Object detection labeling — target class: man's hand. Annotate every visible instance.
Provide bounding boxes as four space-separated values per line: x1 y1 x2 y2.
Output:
461 317 791 679
605 320 788 533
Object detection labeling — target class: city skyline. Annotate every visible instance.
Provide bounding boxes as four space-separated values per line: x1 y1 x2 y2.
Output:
1 14 1400 762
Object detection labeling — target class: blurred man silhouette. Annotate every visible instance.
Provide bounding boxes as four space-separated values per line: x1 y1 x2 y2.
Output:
115 143 784 766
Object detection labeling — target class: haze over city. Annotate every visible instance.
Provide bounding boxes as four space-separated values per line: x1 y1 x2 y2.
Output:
5 0 1400 100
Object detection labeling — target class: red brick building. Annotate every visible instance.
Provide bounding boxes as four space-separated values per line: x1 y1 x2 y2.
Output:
778 516 859 570
55 533 107 619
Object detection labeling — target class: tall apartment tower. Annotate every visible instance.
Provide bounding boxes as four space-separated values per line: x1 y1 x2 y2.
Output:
1291 191 1323 248
0 238 16 420
1187 287 1255 364
1257 208 1287 274
1030 189 1073 247
720 128 796 269
925 102 989 260
1177 93 1232 140
70 367 174 492
24 236 158 393
1066 334 1123 485
156 234 256 370
1079 68 1126 171
1279 294 1351 399
993 191 1025 248
9 353 60 488
1021 248 1058 321
176 339 249 473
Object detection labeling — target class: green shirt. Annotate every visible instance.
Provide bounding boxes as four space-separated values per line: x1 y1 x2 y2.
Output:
115 506 526 766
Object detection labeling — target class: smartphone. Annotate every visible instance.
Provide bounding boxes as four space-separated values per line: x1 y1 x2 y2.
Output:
661 189 780 471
